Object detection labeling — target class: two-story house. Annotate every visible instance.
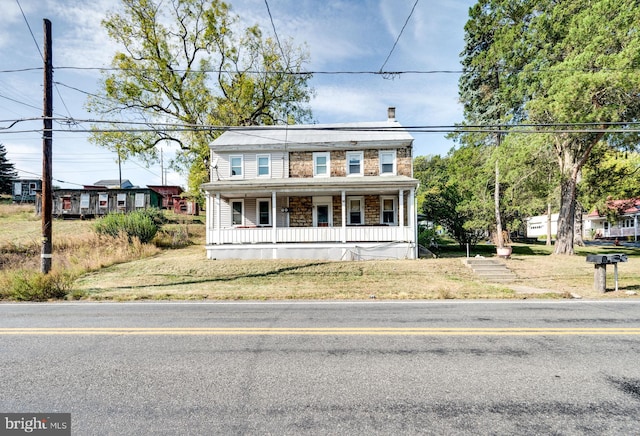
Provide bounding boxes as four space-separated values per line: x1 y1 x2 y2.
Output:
202 108 420 260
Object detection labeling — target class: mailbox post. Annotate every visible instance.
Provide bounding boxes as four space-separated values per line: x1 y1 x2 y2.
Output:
585 254 628 292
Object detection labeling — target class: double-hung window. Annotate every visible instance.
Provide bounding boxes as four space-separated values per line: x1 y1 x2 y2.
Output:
347 196 364 225
381 197 397 225
257 154 270 177
346 151 363 176
230 155 243 177
313 152 330 177
257 199 271 226
231 200 244 226
379 150 396 175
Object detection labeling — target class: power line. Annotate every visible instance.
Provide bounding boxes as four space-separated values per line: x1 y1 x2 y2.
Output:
379 0 420 73
15 0 43 59
15 0 74 120
264 0 286 61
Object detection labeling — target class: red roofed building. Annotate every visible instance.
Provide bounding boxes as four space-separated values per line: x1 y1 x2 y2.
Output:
584 198 640 241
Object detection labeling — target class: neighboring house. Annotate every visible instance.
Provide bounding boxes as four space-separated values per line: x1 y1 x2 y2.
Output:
202 107 420 260
36 188 162 218
12 179 41 203
584 198 640 241
87 179 135 189
525 213 559 239
148 185 183 209
147 185 200 216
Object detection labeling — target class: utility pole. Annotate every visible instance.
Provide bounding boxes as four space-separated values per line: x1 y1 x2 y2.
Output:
41 19 53 274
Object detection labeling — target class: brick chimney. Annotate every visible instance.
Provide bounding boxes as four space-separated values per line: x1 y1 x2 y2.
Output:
387 107 396 121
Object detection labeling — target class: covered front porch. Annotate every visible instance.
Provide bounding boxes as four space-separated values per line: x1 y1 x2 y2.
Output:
202 176 419 260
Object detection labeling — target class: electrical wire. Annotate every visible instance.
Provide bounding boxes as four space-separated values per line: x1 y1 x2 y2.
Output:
379 0 420 73
264 0 287 61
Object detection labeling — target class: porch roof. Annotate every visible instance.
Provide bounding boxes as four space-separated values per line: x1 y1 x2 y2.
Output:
202 175 419 197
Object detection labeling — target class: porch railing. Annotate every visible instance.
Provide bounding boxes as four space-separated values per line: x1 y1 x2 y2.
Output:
207 226 414 245
598 227 638 239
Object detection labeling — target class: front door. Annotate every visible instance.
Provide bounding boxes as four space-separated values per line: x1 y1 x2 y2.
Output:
313 196 333 227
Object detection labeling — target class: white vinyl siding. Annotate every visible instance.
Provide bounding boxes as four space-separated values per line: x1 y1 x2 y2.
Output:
211 152 286 180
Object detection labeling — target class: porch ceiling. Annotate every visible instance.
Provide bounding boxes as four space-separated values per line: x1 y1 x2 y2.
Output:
202 175 419 197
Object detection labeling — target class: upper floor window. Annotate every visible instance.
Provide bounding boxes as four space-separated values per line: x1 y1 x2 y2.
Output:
257 154 270 177
346 151 363 176
230 155 243 177
313 152 330 177
379 150 396 175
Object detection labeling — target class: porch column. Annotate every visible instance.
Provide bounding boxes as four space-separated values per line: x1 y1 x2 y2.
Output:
272 191 277 244
215 192 221 245
635 214 638 242
409 187 416 257
341 190 346 243
205 191 212 244
399 189 405 230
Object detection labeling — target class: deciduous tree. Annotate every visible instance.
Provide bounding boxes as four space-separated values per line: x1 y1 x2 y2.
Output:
87 0 313 195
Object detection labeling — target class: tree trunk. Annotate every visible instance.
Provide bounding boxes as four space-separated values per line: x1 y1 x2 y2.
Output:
494 160 504 249
546 203 552 246
574 201 585 246
553 175 577 255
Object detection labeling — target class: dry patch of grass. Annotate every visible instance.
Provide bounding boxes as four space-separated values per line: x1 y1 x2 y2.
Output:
73 245 517 301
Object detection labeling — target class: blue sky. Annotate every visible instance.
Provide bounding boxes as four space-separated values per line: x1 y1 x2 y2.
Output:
0 0 475 189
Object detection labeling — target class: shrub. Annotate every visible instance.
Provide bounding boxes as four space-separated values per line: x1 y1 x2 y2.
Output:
0 270 74 301
94 211 159 244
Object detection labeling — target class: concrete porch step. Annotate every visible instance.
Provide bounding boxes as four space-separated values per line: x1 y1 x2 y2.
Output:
462 257 517 282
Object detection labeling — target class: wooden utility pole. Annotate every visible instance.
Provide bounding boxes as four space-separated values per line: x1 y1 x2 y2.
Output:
41 19 53 274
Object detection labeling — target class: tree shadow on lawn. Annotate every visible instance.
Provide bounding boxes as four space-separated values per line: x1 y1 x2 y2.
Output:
100 261 331 290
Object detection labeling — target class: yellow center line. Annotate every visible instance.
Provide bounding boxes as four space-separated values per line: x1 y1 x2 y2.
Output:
1 327 640 336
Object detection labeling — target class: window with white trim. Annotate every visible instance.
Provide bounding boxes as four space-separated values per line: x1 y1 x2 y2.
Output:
257 155 270 177
347 196 364 225
379 150 396 175
257 199 271 226
313 152 330 177
230 155 243 177
231 200 244 226
346 151 363 176
381 197 397 225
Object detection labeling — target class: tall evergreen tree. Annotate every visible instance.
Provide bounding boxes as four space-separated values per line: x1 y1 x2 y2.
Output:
458 0 640 254
0 142 18 195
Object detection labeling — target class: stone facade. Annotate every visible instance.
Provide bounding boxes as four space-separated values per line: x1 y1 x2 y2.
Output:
289 152 313 178
332 196 342 226
288 196 313 227
364 195 380 225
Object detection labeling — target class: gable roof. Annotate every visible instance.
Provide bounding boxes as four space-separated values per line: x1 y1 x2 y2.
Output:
211 120 414 150
93 179 134 189
587 198 640 217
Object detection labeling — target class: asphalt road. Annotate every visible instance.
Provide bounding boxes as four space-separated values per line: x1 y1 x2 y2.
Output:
1 301 640 435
